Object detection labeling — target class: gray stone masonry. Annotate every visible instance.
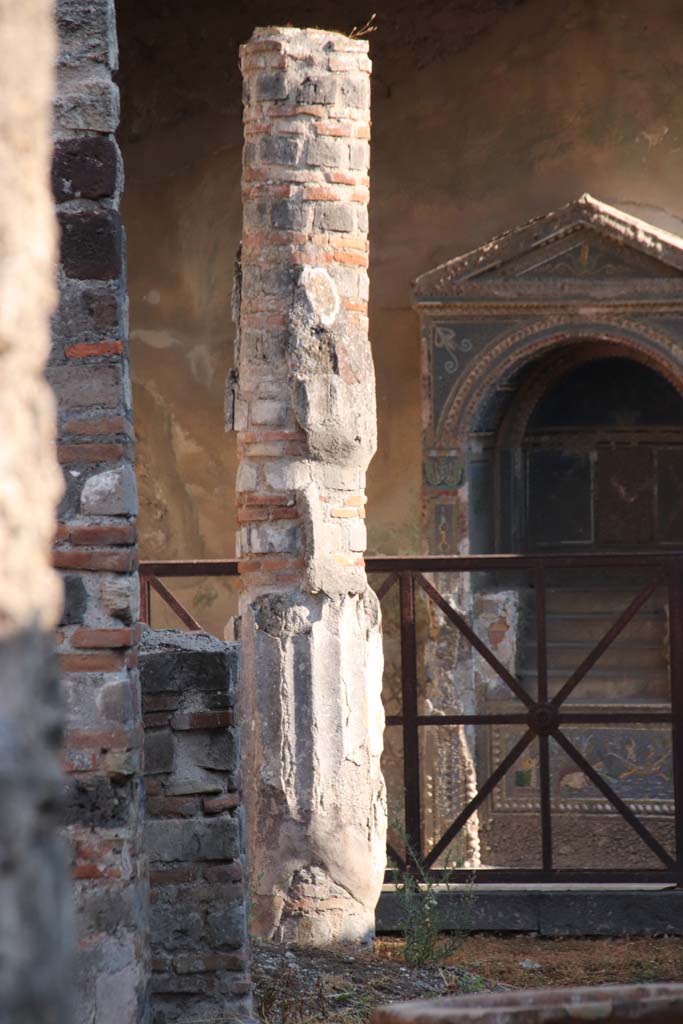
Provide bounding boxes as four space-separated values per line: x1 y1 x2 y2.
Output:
140 629 252 1024
237 27 386 945
0 1 72 1020
50 0 149 1021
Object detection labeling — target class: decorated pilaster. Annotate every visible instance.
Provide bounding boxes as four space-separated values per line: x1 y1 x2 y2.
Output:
236 27 385 944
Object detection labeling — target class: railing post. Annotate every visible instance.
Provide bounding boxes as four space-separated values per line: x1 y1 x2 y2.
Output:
140 572 150 627
668 557 683 883
399 571 422 870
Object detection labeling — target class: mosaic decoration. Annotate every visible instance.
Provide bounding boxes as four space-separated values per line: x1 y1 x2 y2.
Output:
491 717 674 815
423 449 464 490
491 232 683 279
429 321 516 429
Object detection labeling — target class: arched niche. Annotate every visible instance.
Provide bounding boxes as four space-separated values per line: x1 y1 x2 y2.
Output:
414 194 683 556
411 196 683 869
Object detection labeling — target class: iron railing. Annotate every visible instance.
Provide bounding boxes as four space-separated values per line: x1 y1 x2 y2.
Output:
140 554 683 885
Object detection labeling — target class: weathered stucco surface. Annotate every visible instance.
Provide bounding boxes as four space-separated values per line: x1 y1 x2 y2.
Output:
118 0 683 623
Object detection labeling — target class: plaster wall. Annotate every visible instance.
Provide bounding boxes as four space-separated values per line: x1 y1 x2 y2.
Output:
118 0 683 628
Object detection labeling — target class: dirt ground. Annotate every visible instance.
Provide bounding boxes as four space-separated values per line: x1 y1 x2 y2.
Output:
379 935 683 989
253 936 683 1023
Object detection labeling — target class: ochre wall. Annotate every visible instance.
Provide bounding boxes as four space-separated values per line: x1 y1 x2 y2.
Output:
118 0 683 629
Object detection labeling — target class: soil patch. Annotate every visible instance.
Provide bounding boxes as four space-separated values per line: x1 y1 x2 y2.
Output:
417 934 683 990
254 936 683 1023
253 941 501 1024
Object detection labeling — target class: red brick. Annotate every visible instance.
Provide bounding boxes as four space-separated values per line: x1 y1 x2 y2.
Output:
62 415 134 439
64 339 124 359
236 508 269 523
315 121 353 137
60 651 126 672
332 250 369 267
71 627 136 649
150 867 198 886
171 710 234 731
69 523 137 546
57 442 128 464
174 952 248 974
147 796 201 818
53 548 138 572
54 523 69 541
203 792 241 814
73 864 103 880
65 727 140 750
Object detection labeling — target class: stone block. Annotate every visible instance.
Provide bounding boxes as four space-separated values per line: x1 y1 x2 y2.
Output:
145 817 241 863
349 139 369 172
260 134 301 166
139 630 238 696
296 75 338 105
186 730 239 773
244 521 299 554
52 278 123 346
80 464 138 516
206 903 246 949
250 399 287 426
341 75 370 109
64 775 132 828
315 202 354 233
306 136 346 168
54 76 120 132
52 137 120 203
144 730 175 775
255 71 288 100
59 573 88 625
48 362 126 412
56 0 117 68
59 210 123 281
271 199 310 231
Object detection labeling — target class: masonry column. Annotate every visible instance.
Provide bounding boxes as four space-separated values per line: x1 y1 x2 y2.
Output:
0 0 72 1020
48 1 150 1019
237 27 385 945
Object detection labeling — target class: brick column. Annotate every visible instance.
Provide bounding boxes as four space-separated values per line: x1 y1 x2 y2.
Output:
0 0 71 1020
237 27 386 945
48 1 150 1019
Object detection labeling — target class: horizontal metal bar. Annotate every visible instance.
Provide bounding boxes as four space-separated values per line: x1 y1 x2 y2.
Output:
140 559 239 577
139 553 683 579
367 554 681 571
383 868 683 884
385 714 530 726
385 712 674 727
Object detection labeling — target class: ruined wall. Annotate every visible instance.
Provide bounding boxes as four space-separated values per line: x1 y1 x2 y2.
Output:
49 1 149 1019
140 630 251 1024
0 1 72 1020
117 0 683 630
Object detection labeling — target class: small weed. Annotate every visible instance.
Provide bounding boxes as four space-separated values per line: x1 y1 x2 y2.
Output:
349 13 377 39
456 972 486 994
390 817 474 967
629 959 664 984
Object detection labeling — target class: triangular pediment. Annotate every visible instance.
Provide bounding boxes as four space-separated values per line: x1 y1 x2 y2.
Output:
415 195 683 300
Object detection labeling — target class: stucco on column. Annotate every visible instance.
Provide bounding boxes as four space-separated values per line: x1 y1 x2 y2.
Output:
0 0 72 1020
237 26 386 944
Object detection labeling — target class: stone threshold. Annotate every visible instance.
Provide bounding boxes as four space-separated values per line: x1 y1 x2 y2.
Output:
376 885 683 936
